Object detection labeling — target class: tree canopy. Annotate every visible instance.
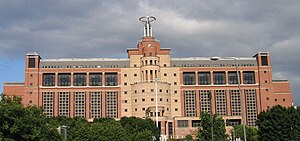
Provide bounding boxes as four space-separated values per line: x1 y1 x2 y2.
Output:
196 112 228 141
233 125 258 141
0 96 60 141
257 105 300 141
120 116 160 141
0 95 159 141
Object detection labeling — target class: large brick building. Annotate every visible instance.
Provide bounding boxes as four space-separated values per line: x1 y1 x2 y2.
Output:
3 16 293 139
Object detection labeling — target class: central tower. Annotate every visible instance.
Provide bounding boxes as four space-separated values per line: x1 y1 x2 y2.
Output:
124 17 177 135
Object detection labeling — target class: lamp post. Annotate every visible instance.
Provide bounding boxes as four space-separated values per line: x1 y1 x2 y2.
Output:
62 125 68 141
57 125 68 140
210 56 247 141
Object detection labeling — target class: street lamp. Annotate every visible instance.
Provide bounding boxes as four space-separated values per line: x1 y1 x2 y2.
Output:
57 125 68 140
61 125 68 141
210 56 247 141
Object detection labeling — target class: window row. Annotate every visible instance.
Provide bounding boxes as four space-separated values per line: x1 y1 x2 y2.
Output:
141 59 159 66
133 89 170 94
183 89 257 121
41 65 127 68
183 71 255 85
42 91 118 118
178 119 242 128
42 73 118 86
173 63 255 68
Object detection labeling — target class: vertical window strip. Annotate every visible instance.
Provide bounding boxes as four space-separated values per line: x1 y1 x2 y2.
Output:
215 90 227 116
184 90 196 117
74 92 86 117
42 92 54 117
90 92 102 118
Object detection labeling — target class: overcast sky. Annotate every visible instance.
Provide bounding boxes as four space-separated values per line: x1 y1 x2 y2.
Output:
0 0 300 105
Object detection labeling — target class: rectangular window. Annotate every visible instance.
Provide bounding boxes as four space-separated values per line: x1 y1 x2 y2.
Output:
58 73 71 86
243 71 255 84
105 73 118 86
106 91 118 118
28 58 35 68
89 73 102 86
198 72 211 85
245 89 257 126
213 72 226 85
192 120 201 127
215 90 227 116
74 73 86 86
183 72 196 85
230 90 241 116
42 92 54 117
178 120 188 128
228 72 239 84
43 73 55 86
74 92 86 117
184 90 196 117
226 119 241 127
58 92 70 117
168 122 173 136
90 92 102 118
261 56 268 66
199 90 211 113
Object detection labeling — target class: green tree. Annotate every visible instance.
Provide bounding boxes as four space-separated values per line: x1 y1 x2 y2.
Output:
134 129 154 141
257 105 300 141
196 112 228 141
89 119 129 141
233 125 258 141
286 106 300 140
0 95 61 141
120 117 160 141
185 134 194 141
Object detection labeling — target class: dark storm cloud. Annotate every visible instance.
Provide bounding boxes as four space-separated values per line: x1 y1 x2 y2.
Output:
0 0 300 104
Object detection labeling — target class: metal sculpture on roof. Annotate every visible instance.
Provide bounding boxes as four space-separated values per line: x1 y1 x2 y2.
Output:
139 16 156 37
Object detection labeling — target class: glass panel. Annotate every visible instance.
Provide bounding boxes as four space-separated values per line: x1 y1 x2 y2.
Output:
228 72 239 84
183 72 196 85
58 73 71 86
43 73 55 86
192 120 201 127
213 72 226 85
243 71 255 84
178 120 188 128
73 73 86 86
105 73 118 86
261 56 268 66
198 72 211 85
89 73 102 86
28 58 35 68
168 122 173 136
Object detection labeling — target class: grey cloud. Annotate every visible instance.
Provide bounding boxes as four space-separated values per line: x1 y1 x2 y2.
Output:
0 0 300 104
